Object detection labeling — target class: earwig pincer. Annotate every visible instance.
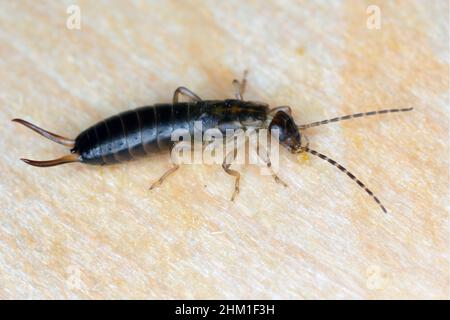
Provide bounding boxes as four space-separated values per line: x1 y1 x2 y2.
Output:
13 72 413 213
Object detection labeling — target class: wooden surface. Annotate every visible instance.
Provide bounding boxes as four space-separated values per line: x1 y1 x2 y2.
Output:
0 1 448 299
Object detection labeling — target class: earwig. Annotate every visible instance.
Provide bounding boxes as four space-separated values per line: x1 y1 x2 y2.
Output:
13 72 413 213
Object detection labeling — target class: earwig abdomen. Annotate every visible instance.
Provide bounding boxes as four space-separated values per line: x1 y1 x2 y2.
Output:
72 100 269 165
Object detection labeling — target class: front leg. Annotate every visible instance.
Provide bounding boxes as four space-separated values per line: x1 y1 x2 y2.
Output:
256 144 288 187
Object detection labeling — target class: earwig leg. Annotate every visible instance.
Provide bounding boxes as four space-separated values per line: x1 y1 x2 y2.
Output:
149 143 181 190
232 81 242 100
257 144 288 187
173 87 202 104
222 146 241 201
222 163 240 201
262 157 288 187
232 70 248 100
303 134 310 149
149 164 180 190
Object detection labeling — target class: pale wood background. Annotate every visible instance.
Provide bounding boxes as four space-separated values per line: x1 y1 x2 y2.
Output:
0 0 448 299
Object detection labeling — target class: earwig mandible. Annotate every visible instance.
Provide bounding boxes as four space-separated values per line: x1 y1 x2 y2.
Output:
13 72 413 213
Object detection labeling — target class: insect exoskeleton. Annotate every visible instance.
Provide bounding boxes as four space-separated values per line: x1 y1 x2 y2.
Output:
13 72 413 213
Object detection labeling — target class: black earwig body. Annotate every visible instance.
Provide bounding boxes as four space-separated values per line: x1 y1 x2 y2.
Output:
13 72 413 214
72 100 269 165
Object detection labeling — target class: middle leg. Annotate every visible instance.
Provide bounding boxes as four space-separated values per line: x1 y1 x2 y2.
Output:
232 70 248 100
149 143 181 190
222 146 241 201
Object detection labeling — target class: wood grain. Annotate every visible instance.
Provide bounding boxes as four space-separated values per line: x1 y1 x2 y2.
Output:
0 0 448 299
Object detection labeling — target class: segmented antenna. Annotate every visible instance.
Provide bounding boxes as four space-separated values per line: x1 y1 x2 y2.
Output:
301 146 387 214
298 107 413 130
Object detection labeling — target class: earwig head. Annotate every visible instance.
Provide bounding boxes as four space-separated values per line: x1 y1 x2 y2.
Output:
269 110 302 152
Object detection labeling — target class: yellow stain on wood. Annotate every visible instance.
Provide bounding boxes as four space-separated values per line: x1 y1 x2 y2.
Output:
296 47 305 56
297 152 310 163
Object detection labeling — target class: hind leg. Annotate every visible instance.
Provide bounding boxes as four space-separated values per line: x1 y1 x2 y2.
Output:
222 147 241 201
149 143 181 190
173 87 202 104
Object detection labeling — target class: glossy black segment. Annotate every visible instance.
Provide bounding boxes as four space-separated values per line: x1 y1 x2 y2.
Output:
172 103 190 131
155 103 173 150
85 130 103 164
187 101 203 134
119 110 146 158
172 103 191 142
237 101 268 123
104 115 131 162
200 101 221 130
94 121 117 164
74 130 104 165
136 106 158 154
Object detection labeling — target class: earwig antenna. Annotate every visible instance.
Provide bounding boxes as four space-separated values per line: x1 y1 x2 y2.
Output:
20 154 80 167
298 107 413 130
301 146 388 214
12 118 75 147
